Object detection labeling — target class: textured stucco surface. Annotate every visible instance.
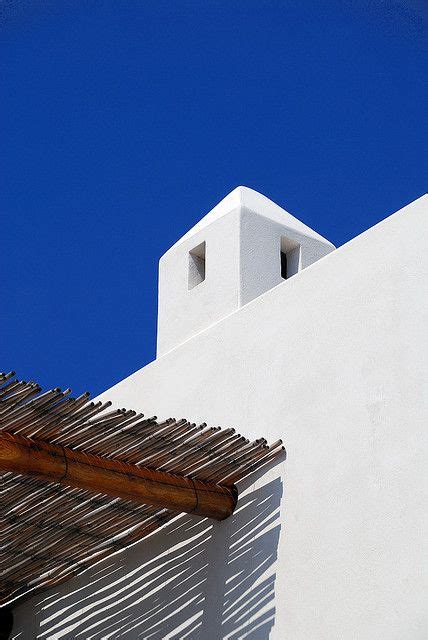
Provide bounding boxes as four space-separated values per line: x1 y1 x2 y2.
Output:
157 187 334 356
12 194 427 639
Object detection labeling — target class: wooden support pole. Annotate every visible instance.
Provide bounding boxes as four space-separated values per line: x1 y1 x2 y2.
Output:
0 432 237 520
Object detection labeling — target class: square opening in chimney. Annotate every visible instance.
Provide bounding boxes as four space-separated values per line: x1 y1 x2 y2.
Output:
188 241 206 289
280 236 300 279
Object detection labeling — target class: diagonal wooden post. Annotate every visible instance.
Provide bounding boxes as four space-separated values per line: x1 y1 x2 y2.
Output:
0 431 237 520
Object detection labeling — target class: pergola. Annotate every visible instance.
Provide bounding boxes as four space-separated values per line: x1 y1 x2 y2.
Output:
0 371 284 606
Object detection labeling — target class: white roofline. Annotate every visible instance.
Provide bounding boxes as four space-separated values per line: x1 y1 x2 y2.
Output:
166 186 335 253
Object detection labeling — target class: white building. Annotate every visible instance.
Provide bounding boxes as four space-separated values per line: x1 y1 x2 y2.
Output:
12 187 427 639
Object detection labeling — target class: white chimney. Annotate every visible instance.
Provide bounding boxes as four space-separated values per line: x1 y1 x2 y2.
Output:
157 186 335 356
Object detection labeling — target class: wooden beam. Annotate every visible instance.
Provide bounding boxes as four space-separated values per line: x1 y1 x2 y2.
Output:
0 431 237 520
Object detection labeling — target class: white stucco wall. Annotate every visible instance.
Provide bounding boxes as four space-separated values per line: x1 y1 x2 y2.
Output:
157 187 334 356
12 194 427 639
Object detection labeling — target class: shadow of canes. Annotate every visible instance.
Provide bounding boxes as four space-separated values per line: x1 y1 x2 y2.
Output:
25 477 282 639
195 477 283 640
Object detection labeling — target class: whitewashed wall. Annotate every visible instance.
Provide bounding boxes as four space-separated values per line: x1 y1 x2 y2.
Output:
12 194 427 639
157 187 334 356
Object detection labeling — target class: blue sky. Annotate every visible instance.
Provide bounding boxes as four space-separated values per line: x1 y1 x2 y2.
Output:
1 1 426 396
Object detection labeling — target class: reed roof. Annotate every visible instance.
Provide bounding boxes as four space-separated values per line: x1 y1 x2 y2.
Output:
0 371 283 606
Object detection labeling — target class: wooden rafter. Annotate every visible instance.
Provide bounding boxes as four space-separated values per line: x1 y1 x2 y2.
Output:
0 431 237 520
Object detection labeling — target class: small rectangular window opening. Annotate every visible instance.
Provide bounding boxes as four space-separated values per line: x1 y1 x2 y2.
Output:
280 237 300 279
188 241 206 289
280 251 288 279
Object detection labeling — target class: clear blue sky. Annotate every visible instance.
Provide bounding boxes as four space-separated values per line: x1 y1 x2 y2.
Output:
2 1 426 396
